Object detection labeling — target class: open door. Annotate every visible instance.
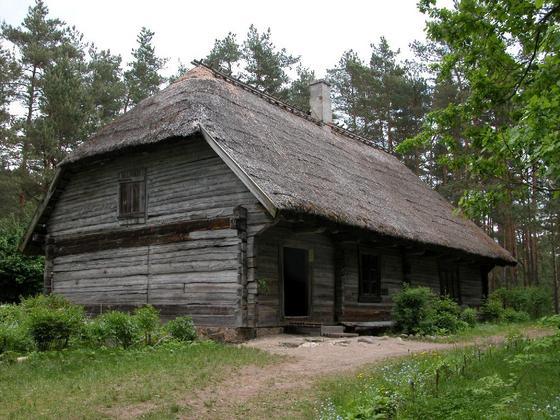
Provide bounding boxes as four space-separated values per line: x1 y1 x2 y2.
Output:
283 247 309 317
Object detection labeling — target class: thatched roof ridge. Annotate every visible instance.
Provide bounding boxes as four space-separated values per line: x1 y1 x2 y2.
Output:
36 65 514 264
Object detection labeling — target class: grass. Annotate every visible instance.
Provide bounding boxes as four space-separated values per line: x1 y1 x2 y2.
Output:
428 321 551 343
0 340 276 419
313 331 560 419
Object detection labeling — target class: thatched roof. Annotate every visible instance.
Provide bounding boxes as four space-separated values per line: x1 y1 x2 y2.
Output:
23 65 515 264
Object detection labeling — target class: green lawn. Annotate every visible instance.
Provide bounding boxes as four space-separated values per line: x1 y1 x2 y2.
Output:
0 340 275 419
313 331 560 419
427 321 551 343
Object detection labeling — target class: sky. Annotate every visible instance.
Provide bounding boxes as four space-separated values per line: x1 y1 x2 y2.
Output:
1 0 437 78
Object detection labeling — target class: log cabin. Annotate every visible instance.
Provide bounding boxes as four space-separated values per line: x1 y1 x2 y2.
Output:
21 63 515 339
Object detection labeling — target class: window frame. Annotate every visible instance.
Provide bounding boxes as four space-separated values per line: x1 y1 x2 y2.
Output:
117 168 147 220
358 249 382 303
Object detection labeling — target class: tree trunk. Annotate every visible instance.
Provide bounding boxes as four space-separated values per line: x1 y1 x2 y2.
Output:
21 64 38 173
553 215 559 314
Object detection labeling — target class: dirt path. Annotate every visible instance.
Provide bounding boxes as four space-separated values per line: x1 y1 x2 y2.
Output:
181 331 551 419
118 328 549 419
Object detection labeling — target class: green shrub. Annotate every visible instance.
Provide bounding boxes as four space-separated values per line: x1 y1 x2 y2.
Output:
392 286 435 334
79 318 107 347
20 294 76 311
165 316 197 342
460 307 478 327
0 323 33 354
479 298 504 322
421 295 465 335
134 305 160 345
99 311 139 349
26 304 84 351
489 287 552 319
0 217 44 303
0 303 24 324
502 308 531 323
526 287 552 318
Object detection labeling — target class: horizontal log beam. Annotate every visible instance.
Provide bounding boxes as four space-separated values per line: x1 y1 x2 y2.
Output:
53 217 236 257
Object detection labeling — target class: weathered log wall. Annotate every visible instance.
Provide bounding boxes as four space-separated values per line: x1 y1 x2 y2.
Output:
255 225 336 326
47 136 272 326
254 226 486 326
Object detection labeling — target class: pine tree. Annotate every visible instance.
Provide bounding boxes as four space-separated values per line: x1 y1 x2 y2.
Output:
204 32 241 75
285 66 315 111
124 27 166 111
0 45 20 169
327 51 375 135
1 0 68 172
241 25 299 98
87 48 125 127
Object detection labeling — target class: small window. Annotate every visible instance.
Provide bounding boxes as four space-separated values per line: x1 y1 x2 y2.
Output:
359 252 381 302
118 169 146 218
439 264 461 303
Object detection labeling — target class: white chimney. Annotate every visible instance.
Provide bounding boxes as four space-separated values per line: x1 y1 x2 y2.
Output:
309 80 332 124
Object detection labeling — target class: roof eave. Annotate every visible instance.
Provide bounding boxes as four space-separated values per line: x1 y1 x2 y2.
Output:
199 123 278 218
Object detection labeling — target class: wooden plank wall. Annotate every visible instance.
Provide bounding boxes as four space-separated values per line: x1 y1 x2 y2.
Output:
338 246 485 322
47 136 271 326
255 225 335 326
338 244 402 322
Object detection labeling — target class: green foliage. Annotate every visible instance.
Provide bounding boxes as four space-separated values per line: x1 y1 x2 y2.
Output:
489 287 552 319
392 285 435 334
165 316 197 342
479 298 505 322
134 305 160 345
502 308 531 323
422 295 467 335
242 25 299 98
124 27 166 111
393 286 468 335
318 331 560 419
460 307 478 327
23 295 84 351
98 310 139 349
0 217 44 303
204 32 242 75
0 340 274 419
0 303 33 354
328 38 430 155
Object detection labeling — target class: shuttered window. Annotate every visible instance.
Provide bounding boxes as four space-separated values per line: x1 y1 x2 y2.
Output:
118 169 146 218
359 252 381 302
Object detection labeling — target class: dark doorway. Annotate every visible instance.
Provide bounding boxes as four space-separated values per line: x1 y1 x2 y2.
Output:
283 247 309 317
439 263 461 303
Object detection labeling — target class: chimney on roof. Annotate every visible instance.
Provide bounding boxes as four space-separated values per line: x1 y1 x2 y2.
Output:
309 80 332 124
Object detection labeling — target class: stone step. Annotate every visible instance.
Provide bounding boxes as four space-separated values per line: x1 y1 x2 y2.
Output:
322 332 359 339
321 325 345 335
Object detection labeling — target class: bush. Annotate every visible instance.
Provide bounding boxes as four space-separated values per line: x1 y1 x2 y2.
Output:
392 286 435 335
489 287 552 319
98 311 139 349
502 308 531 323
165 316 197 342
460 307 478 327
421 295 465 335
0 217 44 303
26 304 84 351
479 298 504 322
79 318 107 347
0 323 33 354
134 305 160 345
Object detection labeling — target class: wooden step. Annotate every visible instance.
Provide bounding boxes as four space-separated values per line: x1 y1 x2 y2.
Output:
321 325 345 335
322 332 359 338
